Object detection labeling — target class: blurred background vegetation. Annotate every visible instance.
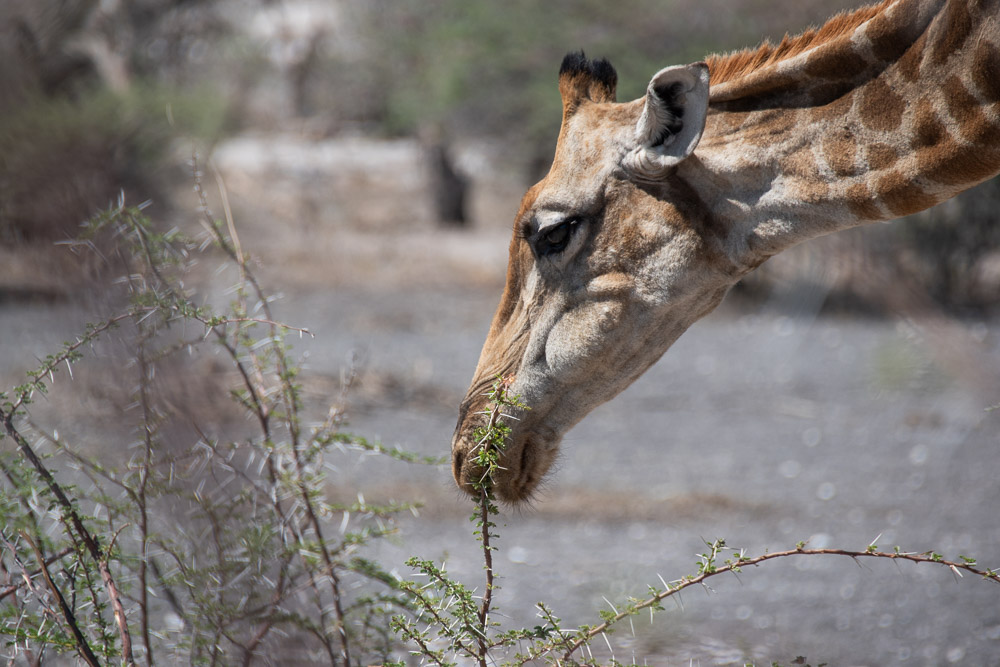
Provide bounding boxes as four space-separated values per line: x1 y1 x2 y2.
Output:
1 0 998 312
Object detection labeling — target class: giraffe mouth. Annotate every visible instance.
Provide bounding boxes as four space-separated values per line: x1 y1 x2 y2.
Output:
451 430 559 504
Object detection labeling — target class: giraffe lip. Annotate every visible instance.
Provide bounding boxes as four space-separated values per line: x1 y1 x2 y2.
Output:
451 430 559 503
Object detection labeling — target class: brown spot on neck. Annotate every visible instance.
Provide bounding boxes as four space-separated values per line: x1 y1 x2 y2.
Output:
911 97 947 149
875 170 938 217
930 0 975 66
867 143 900 171
858 78 905 131
865 0 925 64
804 47 869 81
944 75 1000 146
971 42 1000 103
822 130 859 177
846 181 885 221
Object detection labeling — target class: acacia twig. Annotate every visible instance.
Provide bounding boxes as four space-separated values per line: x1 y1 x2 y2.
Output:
475 401 504 667
3 415 137 666
0 547 74 602
526 545 1000 664
470 376 521 667
20 532 101 667
193 154 354 664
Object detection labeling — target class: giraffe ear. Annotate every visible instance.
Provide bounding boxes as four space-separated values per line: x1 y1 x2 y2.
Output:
623 63 710 180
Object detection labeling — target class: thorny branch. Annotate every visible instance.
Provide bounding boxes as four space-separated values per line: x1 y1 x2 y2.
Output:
19 533 102 667
3 401 137 666
0 547 74 602
475 400 504 667
193 155 353 664
470 375 520 667
3 182 419 665
525 544 1000 664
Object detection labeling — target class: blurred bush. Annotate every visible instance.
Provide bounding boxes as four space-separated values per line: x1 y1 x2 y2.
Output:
0 83 227 244
335 0 863 170
344 0 733 174
0 0 230 299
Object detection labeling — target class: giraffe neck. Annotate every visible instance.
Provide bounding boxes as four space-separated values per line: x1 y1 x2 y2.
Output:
694 0 1000 267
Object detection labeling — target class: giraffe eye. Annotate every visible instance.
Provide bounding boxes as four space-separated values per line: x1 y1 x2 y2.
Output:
536 217 580 256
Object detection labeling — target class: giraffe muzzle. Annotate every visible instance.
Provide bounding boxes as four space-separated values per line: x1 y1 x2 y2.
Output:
451 426 560 504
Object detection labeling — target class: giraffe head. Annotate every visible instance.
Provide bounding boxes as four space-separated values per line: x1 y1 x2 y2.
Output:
452 53 739 502
451 1 1000 502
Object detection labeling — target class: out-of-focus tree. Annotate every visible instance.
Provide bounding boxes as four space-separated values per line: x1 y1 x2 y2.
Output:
0 0 229 249
341 0 862 174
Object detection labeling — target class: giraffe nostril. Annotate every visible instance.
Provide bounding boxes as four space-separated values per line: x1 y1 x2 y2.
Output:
452 449 465 482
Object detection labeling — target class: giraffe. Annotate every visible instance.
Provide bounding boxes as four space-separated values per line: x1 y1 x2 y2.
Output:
451 0 1000 502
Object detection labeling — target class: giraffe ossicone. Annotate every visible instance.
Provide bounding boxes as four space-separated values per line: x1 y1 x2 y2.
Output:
452 0 1000 503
